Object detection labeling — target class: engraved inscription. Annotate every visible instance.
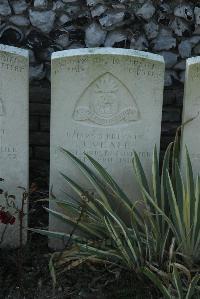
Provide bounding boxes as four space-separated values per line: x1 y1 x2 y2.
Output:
190 64 200 81
61 129 150 167
0 130 17 160
54 55 162 80
73 73 140 126
0 53 26 73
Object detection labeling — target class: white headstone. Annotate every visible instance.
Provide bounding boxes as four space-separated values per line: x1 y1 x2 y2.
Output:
181 56 200 176
0 45 29 248
50 48 164 247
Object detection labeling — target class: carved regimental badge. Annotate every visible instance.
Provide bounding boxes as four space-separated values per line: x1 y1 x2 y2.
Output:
73 72 140 126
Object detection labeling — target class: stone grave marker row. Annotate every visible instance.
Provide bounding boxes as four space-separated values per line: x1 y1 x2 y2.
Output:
181 57 200 178
49 48 165 248
0 44 199 248
0 44 29 247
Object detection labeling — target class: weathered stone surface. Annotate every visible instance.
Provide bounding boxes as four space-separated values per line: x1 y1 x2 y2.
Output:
144 21 159 40
91 4 107 18
99 10 126 29
152 29 176 51
63 0 79 2
174 4 194 21
171 18 191 37
178 40 192 58
34 0 48 9
0 1 196 193
131 35 149 51
57 13 72 25
85 22 106 47
136 1 155 20
0 44 29 248
64 3 81 17
0 0 11 16
161 51 178 69
181 57 200 177
158 3 171 14
0 0 199 87
0 0 198 86
86 0 103 6
50 48 164 248
12 0 28 14
189 35 200 47
104 30 127 47
157 3 171 25
52 0 65 11
29 9 56 33
53 31 70 48
193 25 200 35
9 16 30 27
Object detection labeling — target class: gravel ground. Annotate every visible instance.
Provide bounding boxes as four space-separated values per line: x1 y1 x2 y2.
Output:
0 238 157 299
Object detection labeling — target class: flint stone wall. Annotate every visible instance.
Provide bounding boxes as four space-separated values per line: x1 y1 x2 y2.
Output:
0 0 197 183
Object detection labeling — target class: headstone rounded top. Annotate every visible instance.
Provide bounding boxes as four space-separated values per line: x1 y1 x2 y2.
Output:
0 44 29 57
186 56 200 66
51 47 164 64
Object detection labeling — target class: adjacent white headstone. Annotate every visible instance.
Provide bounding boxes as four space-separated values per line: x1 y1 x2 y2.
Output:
0 45 29 248
181 57 200 177
50 48 164 248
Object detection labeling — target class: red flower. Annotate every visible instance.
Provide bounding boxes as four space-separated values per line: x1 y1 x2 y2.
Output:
0 210 15 225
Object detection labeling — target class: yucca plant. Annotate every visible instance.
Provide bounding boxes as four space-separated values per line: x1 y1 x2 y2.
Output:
35 136 179 269
32 140 178 277
34 148 147 274
133 128 200 297
144 264 200 299
31 124 200 296
133 144 200 269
